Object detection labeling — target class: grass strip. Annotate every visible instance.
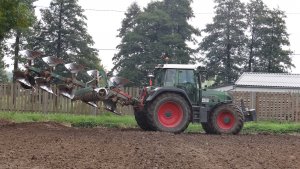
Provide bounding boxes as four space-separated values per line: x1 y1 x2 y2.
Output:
0 112 299 134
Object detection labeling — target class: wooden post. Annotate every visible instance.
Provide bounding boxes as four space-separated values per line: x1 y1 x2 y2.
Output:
250 92 256 110
42 91 47 114
296 93 299 122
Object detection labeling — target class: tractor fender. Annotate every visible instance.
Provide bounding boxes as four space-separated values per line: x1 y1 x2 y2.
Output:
208 101 233 113
145 87 193 109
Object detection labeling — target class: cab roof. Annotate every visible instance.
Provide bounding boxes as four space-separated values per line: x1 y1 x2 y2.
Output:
155 64 198 70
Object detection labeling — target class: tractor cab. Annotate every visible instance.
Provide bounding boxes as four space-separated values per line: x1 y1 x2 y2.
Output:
152 64 199 104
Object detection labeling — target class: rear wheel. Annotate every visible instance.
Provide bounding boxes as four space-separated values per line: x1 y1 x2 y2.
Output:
208 103 244 134
147 93 191 133
134 110 154 131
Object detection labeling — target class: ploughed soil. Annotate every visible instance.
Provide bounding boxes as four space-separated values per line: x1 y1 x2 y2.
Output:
0 120 299 169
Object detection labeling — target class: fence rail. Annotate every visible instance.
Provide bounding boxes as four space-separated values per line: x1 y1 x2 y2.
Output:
1 83 299 121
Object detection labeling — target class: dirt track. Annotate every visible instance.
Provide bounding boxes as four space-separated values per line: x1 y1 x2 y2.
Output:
0 120 299 169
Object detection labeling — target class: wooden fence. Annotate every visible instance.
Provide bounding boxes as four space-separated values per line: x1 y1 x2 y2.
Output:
0 83 139 115
1 83 300 121
230 91 300 122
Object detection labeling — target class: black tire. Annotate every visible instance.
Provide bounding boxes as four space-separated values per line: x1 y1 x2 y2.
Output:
208 103 244 134
147 93 191 133
201 122 217 134
134 110 154 131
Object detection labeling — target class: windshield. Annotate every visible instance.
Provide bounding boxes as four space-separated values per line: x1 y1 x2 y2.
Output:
178 70 195 84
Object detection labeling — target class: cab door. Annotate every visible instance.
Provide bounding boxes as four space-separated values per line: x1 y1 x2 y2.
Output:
177 69 198 104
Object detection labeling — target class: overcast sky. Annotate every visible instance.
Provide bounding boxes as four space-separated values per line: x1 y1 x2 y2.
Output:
33 0 300 73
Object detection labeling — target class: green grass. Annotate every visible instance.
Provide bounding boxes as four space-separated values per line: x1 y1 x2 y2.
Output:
0 112 299 134
243 121 300 134
0 112 136 128
186 122 300 134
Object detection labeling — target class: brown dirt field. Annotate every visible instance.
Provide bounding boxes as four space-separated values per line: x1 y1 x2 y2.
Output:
0 121 299 169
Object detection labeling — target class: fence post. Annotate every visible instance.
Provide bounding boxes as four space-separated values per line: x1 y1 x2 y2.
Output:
42 91 48 114
295 93 299 122
250 92 256 110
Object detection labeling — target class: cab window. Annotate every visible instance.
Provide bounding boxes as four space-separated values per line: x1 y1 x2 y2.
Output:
164 69 176 86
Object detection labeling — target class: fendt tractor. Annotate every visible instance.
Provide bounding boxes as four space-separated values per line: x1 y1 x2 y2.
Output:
14 50 256 134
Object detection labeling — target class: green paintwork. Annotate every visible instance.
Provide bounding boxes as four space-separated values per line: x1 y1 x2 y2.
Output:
201 89 232 107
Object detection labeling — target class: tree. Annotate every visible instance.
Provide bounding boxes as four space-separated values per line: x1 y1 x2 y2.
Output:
246 0 268 72
200 0 247 85
23 21 45 51
0 0 36 83
246 0 293 72
0 0 34 41
256 8 293 72
113 0 199 85
117 2 141 39
39 0 100 70
0 42 8 82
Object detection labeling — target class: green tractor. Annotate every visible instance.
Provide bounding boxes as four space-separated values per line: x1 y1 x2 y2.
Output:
134 64 256 134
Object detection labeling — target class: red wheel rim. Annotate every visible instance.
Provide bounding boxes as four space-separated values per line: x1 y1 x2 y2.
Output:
216 111 235 130
157 101 183 128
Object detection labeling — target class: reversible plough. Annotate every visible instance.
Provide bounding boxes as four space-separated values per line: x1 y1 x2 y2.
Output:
14 50 140 115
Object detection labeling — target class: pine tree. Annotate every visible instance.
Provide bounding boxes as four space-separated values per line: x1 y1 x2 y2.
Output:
246 0 293 72
257 8 293 72
113 0 199 85
113 2 141 71
246 0 268 72
23 21 45 51
39 0 100 69
200 0 247 85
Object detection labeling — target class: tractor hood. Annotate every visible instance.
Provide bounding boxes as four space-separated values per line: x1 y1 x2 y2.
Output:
201 89 232 105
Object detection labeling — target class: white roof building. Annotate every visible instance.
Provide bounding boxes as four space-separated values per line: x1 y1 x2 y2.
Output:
232 72 300 93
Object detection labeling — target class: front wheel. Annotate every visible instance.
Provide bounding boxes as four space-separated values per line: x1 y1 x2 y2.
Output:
201 122 216 134
147 93 191 133
134 110 154 131
209 103 244 134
